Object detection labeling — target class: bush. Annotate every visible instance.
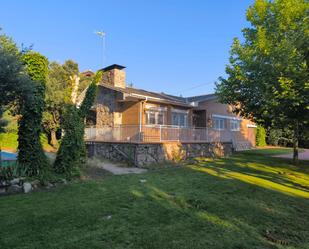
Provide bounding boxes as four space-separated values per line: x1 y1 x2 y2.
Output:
0 164 17 181
267 129 282 146
256 126 266 147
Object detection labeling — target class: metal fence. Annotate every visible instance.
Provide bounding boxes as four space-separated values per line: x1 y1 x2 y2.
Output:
85 125 236 143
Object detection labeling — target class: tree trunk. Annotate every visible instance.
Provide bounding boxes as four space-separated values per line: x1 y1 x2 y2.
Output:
293 121 299 165
50 130 58 148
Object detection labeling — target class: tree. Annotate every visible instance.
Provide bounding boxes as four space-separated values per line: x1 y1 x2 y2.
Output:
0 33 32 111
18 51 49 176
216 0 309 164
43 60 81 147
0 108 8 133
53 75 99 177
0 32 49 175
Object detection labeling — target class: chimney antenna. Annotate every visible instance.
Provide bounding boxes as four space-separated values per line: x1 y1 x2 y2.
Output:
95 31 106 67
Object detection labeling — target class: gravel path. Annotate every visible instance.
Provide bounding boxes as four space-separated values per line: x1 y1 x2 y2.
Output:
273 149 309 161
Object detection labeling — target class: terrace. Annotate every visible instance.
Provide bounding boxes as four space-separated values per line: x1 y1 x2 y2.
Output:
85 125 238 144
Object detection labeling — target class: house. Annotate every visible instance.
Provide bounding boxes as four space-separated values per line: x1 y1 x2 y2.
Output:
83 64 256 147
186 94 256 150
82 64 256 165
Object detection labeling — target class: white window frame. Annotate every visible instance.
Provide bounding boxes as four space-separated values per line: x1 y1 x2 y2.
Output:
213 117 225 130
171 112 188 127
230 119 240 131
145 111 165 126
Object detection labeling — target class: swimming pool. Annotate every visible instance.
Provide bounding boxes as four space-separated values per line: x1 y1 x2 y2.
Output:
0 151 17 161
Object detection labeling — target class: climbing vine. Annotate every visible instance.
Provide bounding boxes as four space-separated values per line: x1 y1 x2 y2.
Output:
53 73 100 177
17 51 49 176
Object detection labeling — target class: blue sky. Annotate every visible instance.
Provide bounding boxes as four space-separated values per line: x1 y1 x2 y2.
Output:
1 0 253 96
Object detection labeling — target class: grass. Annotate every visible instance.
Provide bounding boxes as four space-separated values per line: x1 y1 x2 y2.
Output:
0 149 308 249
0 132 56 152
246 147 301 156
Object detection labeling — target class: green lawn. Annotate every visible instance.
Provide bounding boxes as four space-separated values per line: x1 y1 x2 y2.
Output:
243 147 302 156
0 149 308 249
0 132 56 152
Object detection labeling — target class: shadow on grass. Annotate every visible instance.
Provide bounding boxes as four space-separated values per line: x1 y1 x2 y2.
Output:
128 162 309 248
190 153 309 197
1 151 308 249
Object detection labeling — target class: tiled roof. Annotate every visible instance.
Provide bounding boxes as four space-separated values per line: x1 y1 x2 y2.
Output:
77 81 217 108
98 83 193 107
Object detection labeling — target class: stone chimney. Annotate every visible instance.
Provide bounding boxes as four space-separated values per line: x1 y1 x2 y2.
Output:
101 64 126 88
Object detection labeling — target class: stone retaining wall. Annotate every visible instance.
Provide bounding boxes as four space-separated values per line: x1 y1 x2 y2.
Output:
86 141 233 167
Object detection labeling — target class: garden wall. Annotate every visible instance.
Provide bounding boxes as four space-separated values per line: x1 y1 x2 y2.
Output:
86 141 233 167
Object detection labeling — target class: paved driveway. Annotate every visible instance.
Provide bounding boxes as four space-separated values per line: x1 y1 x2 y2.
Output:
273 149 309 161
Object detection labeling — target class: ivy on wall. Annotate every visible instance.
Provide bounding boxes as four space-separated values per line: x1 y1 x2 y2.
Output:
53 73 100 177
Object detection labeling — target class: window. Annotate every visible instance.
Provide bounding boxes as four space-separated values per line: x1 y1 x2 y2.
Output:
157 113 164 125
146 111 165 125
213 118 225 130
172 113 188 127
230 120 240 131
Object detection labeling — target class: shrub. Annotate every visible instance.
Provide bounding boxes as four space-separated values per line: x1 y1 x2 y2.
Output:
267 129 282 146
0 164 17 181
256 126 266 147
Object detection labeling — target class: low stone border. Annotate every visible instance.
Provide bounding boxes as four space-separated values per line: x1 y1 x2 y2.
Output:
0 178 68 196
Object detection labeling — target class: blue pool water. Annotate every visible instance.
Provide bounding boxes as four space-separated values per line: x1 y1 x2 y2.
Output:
0 151 17 161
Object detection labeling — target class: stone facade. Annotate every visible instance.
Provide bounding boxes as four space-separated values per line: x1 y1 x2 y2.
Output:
95 87 123 127
101 67 126 88
86 141 233 167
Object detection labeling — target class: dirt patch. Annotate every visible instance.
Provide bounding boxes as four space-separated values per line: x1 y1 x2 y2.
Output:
86 158 147 175
82 166 111 180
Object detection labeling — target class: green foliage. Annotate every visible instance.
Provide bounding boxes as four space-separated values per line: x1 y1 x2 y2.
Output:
0 164 18 181
267 129 282 146
256 126 266 146
17 51 49 176
22 52 48 83
1 110 18 133
79 81 98 119
267 127 294 147
0 33 32 108
299 130 309 148
53 106 86 176
216 0 309 162
43 60 81 147
0 108 8 133
53 77 98 177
